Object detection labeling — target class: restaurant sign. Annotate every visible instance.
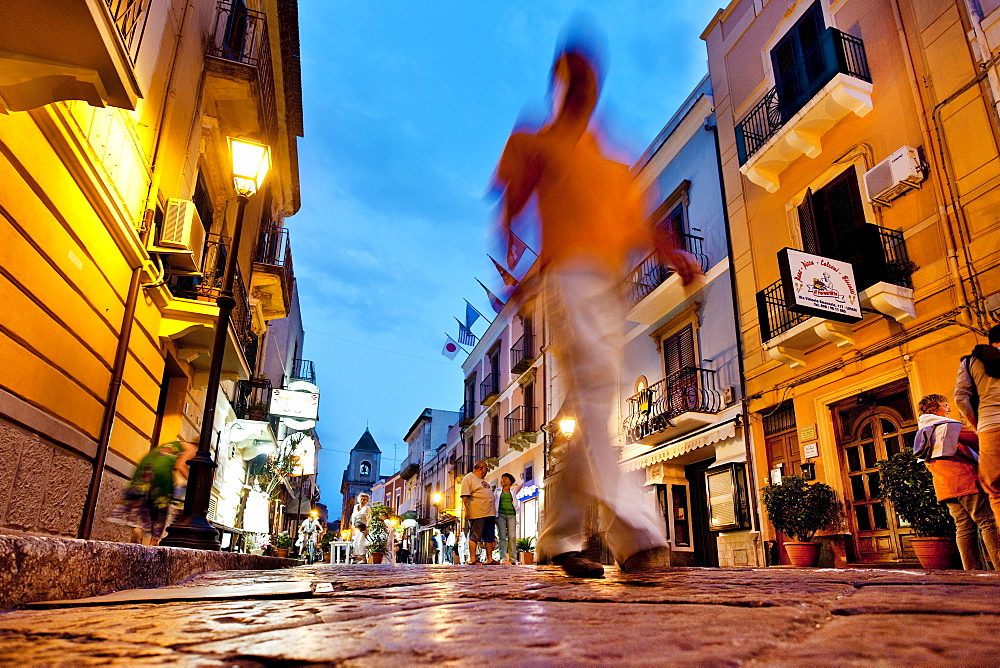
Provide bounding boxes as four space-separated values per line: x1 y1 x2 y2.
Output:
778 248 862 323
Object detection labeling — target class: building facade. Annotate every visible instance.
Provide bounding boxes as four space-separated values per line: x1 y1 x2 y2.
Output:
704 0 1000 564
339 428 382 529
0 0 303 540
617 75 759 568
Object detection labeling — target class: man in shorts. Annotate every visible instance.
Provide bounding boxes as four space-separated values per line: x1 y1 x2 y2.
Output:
461 460 498 565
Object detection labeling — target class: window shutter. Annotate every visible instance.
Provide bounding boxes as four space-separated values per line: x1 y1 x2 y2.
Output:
798 188 820 254
707 469 736 529
663 325 695 377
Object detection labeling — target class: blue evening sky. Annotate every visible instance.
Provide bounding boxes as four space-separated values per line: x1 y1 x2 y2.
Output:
294 1 723 510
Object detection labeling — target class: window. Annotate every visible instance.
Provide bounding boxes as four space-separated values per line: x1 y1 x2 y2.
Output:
662 325 695 378
360 461 371 477
771 2 826 119
705 463 751 532
524 465 534 483
671 484 691 547
192 171 214 233
798 166 865 262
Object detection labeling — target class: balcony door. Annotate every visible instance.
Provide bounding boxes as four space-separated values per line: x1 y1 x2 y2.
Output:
771 2 826 118
662 325 696 414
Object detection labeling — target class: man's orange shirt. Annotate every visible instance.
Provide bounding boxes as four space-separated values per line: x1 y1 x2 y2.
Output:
496 127 649 272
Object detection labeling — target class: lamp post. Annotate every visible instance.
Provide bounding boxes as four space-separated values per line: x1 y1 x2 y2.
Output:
162 138 271 550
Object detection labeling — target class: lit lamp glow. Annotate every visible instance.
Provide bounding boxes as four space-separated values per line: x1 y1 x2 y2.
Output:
559 417 577 439
228 137 271 196
431 492 443 505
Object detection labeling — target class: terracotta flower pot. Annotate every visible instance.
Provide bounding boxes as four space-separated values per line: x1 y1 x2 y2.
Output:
371 552 385 564
275 548 289 559
519 551 535 565
910 537 958 569
784 541 822 567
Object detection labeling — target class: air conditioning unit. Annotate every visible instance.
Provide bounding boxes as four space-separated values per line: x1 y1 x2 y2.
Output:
155 198 206 271
863 146 924 206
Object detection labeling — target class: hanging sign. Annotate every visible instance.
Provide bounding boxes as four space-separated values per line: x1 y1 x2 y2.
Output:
778 248 862 323
270 389 319 420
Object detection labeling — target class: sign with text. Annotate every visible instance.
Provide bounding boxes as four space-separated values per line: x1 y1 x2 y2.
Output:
778 248 862 323
270 389 319 420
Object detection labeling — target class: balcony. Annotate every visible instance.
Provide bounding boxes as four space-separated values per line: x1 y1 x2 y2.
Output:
289 358 316 384
251 223 294 322
510 332 536 374
473 435 499 463
159 235 257 381
479 373 500 407
0 0 148 112
736 28 873 192
234 378 272 421
624 367 723 444
625 234 709 326
505 406 539 451
757 278 854 368
203 1 278 145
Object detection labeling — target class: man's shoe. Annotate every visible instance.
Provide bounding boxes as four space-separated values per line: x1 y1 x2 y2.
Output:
619 547 671 573
552 552 604 578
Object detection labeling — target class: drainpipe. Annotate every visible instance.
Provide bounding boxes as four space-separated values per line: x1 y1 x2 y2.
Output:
707 117 764 565
78 0 196 539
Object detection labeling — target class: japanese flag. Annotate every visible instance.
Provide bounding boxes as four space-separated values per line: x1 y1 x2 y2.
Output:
442 335 462 360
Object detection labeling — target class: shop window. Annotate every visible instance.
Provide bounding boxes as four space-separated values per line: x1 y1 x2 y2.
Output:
671 484 691 548
524 464 534 483
705 463 751 532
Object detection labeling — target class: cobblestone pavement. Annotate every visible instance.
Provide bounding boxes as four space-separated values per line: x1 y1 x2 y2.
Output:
1 563 999 665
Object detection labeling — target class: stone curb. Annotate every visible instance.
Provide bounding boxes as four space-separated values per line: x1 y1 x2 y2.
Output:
0 534 296 609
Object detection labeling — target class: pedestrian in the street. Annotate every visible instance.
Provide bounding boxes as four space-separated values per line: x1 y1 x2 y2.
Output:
955 325 1000 526
458 530 469 564
350 493 371 563
915 394 1000 569
461 460 499 565
299 510 323 565
397 535 411 564
106 439 199 546
432 529 444 565
491 35 702 577
494 474 522 565
445 529 456 564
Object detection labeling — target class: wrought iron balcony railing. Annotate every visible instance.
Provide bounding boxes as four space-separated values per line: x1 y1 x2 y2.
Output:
510 332 536 374
736 28 871 165
479 373 500 406
289 358 315 384
168 234 257 371
234 377 272 421
504 406 537 441
460 402 476 427
473 434 499 462
756 278 810 343
207 1 278 146
624 367 722 441
105 0 152 62
625 233 709 307
253 223 294 297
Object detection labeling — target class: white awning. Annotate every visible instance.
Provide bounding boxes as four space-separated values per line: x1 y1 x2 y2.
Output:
622 420 738 472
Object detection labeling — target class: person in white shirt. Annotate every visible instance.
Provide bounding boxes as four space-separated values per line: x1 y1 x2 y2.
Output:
299 511 323 564
461 461 498 565
349 493 371 563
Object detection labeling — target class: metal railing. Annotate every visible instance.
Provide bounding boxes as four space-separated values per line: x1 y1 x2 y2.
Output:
289 358 315 384
460 402 476 426
853 224 915 291
504 406 537 441
756 278 810 342
625 233 708 307
207 1 278 146
167 234 257 371
479 373 499 405
473 434 498 462
624 367 723 441
510 332 535 374
234 378 272 421
104 0 152 62
736 29 871 164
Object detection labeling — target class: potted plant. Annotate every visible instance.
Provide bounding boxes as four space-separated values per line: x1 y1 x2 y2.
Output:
516 536 536 565
367 503 391 564
273 531 293 558
760 475 842 567
877 451 957 568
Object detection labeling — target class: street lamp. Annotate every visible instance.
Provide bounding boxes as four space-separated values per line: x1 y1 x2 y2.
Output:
431 492 443 506
162 137 271 550
558 417 577 439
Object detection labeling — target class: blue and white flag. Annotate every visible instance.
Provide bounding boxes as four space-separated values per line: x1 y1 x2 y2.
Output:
455 318 477 346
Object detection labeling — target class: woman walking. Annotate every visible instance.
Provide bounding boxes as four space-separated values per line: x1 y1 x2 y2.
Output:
494 474 521 565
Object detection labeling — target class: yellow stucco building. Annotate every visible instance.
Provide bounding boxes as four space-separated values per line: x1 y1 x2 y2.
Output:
0 0 302 540
704 0 1000 565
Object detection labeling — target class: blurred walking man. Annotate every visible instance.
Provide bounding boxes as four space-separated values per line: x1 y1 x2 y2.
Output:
955 325 1000 526
492 39 702 577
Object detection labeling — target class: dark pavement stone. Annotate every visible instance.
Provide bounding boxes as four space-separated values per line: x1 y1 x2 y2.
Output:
0 565 998 665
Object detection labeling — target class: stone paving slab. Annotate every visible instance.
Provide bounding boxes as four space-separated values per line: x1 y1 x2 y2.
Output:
25 581 315 608
1 564 999 666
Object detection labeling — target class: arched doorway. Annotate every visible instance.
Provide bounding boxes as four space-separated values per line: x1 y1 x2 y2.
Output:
833 388 917 563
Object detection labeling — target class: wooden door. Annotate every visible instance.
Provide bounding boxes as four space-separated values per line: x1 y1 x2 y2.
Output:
765 429 801 564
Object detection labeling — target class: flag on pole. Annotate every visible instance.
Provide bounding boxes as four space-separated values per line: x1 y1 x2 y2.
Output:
442 334 463 360
477 278 505 314
506 231 531 270
465 299 492 326
455 318 477 346
489 254 519 288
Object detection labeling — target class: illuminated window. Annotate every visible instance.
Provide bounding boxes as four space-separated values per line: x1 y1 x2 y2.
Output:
705 463 751 532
